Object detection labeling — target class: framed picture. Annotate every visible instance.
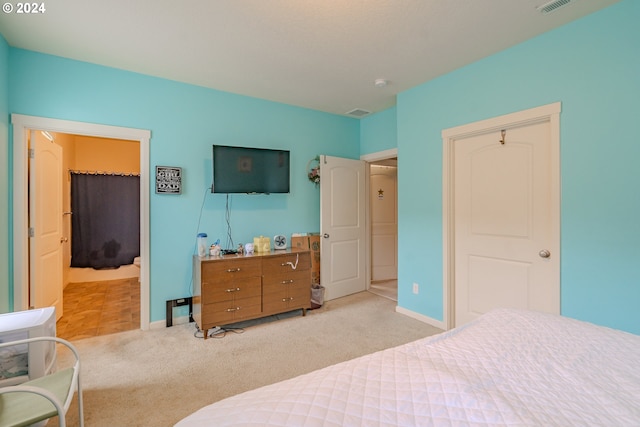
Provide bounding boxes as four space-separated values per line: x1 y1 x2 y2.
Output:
156 166 182 194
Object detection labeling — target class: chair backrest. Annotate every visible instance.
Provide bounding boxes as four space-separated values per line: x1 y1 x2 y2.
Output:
0 336 83 427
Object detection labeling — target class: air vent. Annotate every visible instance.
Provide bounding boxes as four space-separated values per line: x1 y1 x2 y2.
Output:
345 108 371 117
537 0 572 14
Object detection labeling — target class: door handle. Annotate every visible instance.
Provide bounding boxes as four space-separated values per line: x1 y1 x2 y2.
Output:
538 249 551 258
323 233 329 238
60 237 68 243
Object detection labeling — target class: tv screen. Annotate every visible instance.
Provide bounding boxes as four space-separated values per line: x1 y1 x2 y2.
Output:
212 145 290 194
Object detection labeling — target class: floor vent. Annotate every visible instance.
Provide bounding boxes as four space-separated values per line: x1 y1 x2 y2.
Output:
346 108 371 117
537 0 572 14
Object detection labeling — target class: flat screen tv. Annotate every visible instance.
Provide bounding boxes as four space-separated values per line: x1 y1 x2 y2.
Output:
212 145 290 194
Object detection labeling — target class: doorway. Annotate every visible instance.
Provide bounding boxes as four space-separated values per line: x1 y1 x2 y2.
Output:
442 103 561 330
368 158 398 301
52 132 141 339
11 114 151 331
361 149 398 301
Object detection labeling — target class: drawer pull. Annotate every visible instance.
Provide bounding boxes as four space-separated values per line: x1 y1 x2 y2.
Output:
281 297 295 302
226 268 241 273
281 279 294 284
225 287 241 293
226 307 241 312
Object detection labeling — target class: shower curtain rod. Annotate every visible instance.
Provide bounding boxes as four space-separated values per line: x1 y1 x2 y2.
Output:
69 169 140 177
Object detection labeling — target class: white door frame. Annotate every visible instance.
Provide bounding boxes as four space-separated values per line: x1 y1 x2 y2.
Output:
442 103 561 330
11 114 151 331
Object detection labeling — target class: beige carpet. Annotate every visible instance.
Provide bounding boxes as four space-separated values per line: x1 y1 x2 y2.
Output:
53 291 443 427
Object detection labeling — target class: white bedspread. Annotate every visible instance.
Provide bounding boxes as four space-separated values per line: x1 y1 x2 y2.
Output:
175 309 640 426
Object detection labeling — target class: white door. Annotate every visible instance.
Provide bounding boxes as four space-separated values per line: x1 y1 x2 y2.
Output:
370 165 397 281
29 131 64 320
453 120 559 326
320 155 367 300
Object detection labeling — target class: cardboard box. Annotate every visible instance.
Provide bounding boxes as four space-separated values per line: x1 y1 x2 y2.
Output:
291 235 308 250
292 233 320 285
308 235 320 285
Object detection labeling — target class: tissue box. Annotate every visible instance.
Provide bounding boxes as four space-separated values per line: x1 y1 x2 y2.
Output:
253 236 270 253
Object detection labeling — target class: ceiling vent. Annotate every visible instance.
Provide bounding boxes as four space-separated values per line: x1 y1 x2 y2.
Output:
537 0 572 14
345 108 371 118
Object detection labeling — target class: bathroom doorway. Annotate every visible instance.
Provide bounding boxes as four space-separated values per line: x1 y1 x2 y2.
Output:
11 114 151 332
54 133 141 339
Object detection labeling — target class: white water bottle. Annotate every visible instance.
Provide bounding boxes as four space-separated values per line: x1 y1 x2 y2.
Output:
197 233 208 257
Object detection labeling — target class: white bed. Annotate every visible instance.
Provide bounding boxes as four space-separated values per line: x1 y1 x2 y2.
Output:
175 308 640 426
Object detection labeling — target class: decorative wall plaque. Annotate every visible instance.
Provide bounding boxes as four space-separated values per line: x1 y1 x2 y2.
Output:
155 166 182 194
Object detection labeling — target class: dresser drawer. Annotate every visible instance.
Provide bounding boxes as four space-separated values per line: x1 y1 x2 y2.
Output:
202 257 262 281
263 269 311 289
262 252 310 276
263 286 310 314
202 294 262 325
202 277 261 305
288 284 311 303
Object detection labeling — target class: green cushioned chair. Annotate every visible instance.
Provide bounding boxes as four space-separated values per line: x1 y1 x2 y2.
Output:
0 336 83 427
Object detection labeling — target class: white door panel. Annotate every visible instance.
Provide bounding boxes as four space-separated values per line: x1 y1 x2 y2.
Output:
30 130 64 320
370 166 397 281
329 240 360 282
320 155 366 300
466 255 531 314
454 119 558 326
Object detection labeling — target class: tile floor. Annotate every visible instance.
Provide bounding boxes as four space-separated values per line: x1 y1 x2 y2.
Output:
56 278 140 341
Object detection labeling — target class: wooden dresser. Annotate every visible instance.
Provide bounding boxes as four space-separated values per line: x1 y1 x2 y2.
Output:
192 249 311 338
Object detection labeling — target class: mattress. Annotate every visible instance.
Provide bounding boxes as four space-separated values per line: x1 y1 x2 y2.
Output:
175 309 640 426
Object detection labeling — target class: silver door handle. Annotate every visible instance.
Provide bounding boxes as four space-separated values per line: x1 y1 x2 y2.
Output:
539 249 551 258
323 233 329 238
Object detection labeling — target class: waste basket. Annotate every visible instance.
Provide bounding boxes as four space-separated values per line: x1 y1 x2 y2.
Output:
310 284 325 309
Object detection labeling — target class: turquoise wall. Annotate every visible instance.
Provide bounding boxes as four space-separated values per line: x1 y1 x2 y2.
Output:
7 49 359 321
396 0 640 334
0 35 8 313
360 106 396 156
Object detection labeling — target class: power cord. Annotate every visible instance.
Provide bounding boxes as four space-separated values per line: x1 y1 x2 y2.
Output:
193 324 245 340
284 253 299 270
225 193 234 250
187 187 211 297
208 327 244 339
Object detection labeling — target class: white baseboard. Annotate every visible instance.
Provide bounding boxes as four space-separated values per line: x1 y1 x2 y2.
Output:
395 306 446 330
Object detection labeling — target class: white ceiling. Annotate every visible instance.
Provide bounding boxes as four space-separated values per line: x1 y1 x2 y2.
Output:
0 0 618 117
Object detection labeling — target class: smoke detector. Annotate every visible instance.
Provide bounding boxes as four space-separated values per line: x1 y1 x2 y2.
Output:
374 79 388 88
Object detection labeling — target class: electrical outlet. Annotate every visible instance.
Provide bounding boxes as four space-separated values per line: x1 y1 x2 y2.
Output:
412 282 419 294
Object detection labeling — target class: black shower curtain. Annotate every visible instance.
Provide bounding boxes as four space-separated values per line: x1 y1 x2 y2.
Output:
70 173 140 269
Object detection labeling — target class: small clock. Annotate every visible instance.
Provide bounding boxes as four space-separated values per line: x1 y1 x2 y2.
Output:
273 234 287 250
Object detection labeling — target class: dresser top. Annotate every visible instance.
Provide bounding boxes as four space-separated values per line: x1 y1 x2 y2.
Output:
194 247 309 263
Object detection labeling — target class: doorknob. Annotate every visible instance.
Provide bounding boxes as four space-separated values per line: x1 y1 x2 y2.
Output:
323 233 330 238
60 237 69 243
538 249 551 258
